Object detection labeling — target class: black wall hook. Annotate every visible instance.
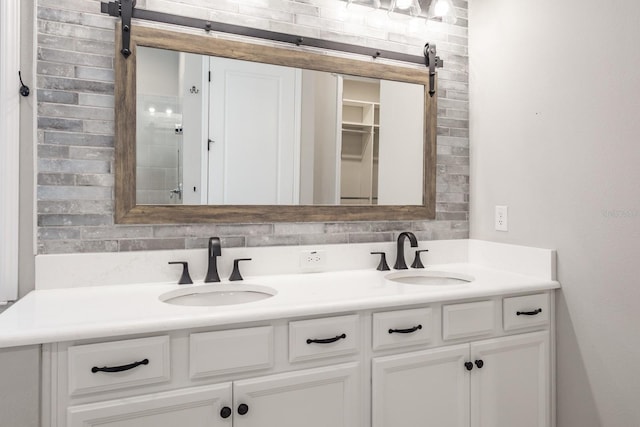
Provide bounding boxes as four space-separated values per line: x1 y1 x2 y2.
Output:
18 71 30 97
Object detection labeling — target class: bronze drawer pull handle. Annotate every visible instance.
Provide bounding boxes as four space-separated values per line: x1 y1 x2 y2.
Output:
516 308 542 316
306 334 347 344
388 325 422 334
91 358 149 373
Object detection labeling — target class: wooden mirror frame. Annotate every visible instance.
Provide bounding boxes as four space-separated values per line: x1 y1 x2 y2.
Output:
115 25 437 224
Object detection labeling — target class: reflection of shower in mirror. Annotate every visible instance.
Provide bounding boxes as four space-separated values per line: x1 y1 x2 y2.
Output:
135 93 184 205
169 124 184 202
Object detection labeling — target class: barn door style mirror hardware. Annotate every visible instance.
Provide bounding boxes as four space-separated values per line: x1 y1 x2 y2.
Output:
102 0 136 57
424 43 443 97
100 1 443 95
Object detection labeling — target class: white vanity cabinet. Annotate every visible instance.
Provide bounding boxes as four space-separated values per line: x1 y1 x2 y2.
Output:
42 292 554 427
67 363 360 427
372 331 549 427
44 318 362 427
372 292 553 427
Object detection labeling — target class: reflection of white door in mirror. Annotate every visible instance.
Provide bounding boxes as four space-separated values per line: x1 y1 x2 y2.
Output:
378 80 424 205
208 57 301 205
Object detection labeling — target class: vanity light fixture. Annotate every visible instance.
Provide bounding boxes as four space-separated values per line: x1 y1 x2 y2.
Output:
394 0 413 8
346 0 381 8
389 0 421 17
148 106 155 114
341 0 457 23
427 0 457 24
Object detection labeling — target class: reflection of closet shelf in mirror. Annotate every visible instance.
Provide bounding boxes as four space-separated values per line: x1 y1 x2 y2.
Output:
342 129 369 135
342 122 373 133
341 153 367 161
342 99 380 107
342 99 377 127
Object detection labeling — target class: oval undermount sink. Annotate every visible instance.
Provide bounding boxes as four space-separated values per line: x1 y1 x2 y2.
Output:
160 284 276 307
385 271 474 286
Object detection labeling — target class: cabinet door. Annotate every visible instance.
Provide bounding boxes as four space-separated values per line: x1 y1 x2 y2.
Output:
471 331 550 427
233 362 360 427
67 383 232 427
372 344 470 427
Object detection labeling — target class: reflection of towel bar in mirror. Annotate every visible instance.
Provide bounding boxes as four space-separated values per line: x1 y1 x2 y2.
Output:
114 25 438 223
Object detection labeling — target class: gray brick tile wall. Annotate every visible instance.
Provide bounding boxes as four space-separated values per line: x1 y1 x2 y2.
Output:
38 89 78 104
299 233 349 245
36 0 470 254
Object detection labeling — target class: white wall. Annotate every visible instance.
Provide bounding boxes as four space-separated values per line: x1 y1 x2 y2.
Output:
19 0 35 299
469 1 640 426
312 71 339 205
299 70 317 205
0 346 40 426
0 0 21 303
181 53 206 205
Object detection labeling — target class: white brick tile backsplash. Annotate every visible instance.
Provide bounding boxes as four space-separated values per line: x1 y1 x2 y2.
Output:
36 0 469 254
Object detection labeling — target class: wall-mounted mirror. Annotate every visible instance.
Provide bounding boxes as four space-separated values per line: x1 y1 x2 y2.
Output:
116 25 436 223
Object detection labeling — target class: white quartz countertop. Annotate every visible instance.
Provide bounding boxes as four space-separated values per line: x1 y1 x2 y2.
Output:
0 263 559 348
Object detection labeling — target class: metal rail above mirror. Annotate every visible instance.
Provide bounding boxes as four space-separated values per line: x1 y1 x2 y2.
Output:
112 16 439 223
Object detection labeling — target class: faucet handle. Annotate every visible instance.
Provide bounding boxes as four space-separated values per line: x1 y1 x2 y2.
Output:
168 261 193 285
371 252 390 271
229 258 252 281
411 250 429 269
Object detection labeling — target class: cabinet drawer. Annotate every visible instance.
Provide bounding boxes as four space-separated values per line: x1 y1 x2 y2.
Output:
443 300 495 341
372 307 433 351
67 336 170 396
503 293 549 331
190 326 274 379
289 314 359 363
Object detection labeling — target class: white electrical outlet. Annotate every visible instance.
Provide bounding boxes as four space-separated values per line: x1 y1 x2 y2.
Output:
299 250 327 271
495 205 508 231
